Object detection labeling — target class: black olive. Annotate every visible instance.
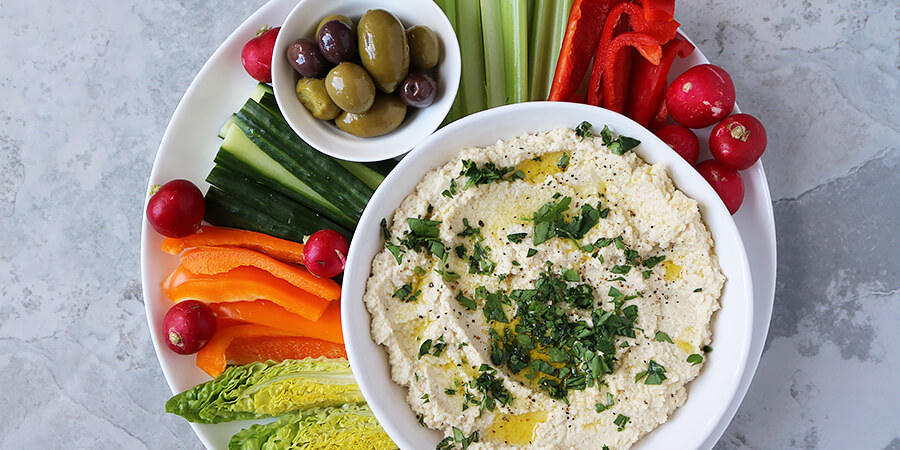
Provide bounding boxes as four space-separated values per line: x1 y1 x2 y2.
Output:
286 38 330 78
398 72 437 108
317 20 357 64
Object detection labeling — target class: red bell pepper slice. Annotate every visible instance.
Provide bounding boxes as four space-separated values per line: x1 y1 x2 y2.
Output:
601 32 662 113
586 2 679 105
642 0 676 22
548 0 628 102
626 35 694 127
649 98 668 131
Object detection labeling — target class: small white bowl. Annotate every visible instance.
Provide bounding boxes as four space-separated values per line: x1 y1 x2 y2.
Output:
272 0 461 162
342 102 754 449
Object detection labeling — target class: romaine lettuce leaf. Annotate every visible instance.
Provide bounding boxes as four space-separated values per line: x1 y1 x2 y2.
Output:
166 358 364 424
228 404 397 450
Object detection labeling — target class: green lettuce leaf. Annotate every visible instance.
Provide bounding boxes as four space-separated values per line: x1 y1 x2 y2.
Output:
165 358 364 424
228 404 397 450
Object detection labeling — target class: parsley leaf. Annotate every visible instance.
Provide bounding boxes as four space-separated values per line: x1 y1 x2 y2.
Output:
575 121 593 140
507 232 527 243
599 125 641 155
456 292 477 310
557 153 570 169
654 331 674 343
687 354 703 366
468 241 497 275
595 392 615 412
611 265 631 274
635 360 667 385
643 255 666 268
614 414 630 431
442 178 458 198
392 284 422 302
459 160 518 189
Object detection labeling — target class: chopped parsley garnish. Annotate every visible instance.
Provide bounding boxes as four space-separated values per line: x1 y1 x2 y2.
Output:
421 393 430 403
654 331 674 343
392 283 422 302
418 337 447 359
457 218 483 239
687 354 704 366
414 266 427 276
635 360 667 385
702 345 712 353
600 125 641 155
445 388 457 395
437 427 480 450
614 414 630 431
526 248 538 257
507 232 527 243
557 153 570 169
512 260 521 266
480 289 509 323
575 121 593 140
468 365 513 414
455 245 466 258
642 270 652 279
487 267 639 400
398 218 446 261
435 267 461 282
458 160 522 189
594 392 616 412
442 178 458 198
694 288 703 292
455 292 477 310
468 241 496 275
644 255 666 268
611 264 631 274
527 196 603 246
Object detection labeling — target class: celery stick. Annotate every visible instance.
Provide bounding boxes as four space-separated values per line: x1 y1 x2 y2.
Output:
501 0 528 104
436 0 463 124
456 0 487 116
528 0 554 101
480 0 507 108
545 0 573 97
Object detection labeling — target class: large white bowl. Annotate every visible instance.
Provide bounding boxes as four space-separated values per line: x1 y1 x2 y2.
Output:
272 0 461 162
342 102 754 450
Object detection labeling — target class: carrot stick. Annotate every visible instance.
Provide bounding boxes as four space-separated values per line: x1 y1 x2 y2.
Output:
196 323 297 377
162 265 330 322
161 225 305 265
210 300 344 344
179 246 340 301
226 336 347 366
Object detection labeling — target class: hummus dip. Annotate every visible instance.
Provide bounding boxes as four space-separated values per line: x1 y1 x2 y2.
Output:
364 126 724 449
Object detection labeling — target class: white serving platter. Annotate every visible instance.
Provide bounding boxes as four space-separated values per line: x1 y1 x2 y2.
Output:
140 1 776 448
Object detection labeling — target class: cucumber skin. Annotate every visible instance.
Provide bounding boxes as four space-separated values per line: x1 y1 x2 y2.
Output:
205 165 352 239
243 95 374 220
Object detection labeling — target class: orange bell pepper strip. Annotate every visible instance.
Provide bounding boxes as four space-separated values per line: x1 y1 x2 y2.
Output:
196 323 297 377
626 35 694 127
548 0 628 102
226 336 348 366
178 246 340 302
162 265 330 322
210 300 344 344
161 225 305 265
602 32 662 113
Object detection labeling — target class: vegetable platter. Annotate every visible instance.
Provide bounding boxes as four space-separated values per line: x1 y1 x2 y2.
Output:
141 0 776 448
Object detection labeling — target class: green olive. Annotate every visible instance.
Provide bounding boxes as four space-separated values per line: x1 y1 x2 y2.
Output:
325 62 376 114
406 25 440 70
316 15 354 36
295 78 340 120
335 93 407 137
357 9 410 93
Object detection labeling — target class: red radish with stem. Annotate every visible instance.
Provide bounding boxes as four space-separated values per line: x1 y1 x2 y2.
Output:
163 300 217 355
146 179 205 238
655 124 700 164
666 64 735 129
710 113 767 170
696 159 744 214
303 229 349 278
242 26 280 83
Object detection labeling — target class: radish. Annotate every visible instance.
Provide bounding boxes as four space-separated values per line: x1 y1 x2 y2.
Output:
666 64 735 129
163 301 217 355
710 113 767 170
146 179 205 238
695 160 744 214
303 229 350 278
241 26 280 83
655 125 700 165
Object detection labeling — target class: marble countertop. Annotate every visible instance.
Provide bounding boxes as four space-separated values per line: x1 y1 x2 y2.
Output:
1 0 897 448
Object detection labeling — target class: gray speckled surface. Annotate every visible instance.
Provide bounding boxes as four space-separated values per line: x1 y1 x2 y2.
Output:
1 0 897 448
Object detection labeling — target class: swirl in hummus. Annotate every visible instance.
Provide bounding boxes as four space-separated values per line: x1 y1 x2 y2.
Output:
364 126 724 449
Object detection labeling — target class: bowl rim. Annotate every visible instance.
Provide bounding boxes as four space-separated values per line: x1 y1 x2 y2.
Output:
271 0 462 162
342 101 753 450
